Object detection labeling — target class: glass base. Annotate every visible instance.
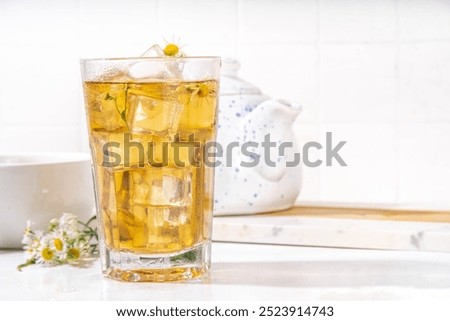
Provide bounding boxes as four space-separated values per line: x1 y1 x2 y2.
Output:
101 242 210 282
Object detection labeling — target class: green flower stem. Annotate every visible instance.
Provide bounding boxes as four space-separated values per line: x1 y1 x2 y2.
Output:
17 258 36 272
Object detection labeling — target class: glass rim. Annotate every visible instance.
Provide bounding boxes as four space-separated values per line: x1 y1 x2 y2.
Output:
80 56 221 63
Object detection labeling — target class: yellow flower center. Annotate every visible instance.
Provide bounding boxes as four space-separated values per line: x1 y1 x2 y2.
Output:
198 83 210 97
53 238 63 251
41 248 54 261
68 248 80 260
163 43 179 57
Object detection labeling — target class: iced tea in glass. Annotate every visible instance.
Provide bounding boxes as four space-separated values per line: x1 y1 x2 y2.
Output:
81 57 220 282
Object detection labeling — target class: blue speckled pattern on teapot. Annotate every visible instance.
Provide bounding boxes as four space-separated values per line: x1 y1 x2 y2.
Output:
214 59 302 215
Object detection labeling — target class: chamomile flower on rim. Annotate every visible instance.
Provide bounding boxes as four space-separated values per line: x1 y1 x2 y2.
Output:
162 37 186 57
140 38 186 58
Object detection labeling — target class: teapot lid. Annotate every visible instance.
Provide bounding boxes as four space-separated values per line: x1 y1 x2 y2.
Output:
220 58 262 95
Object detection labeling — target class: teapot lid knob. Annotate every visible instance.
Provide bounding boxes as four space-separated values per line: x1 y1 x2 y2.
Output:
219 58 262 95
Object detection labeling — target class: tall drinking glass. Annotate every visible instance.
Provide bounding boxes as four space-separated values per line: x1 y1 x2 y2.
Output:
80 57 220 282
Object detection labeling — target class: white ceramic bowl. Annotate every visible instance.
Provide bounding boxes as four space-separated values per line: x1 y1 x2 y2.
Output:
0 153 95 249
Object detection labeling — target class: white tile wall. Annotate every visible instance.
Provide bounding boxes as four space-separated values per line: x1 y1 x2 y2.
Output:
1 0 450 206
319 44 397 123
398 42 450 122
293 122 321 202
158 0 238 45
0 44 82 126
398 123 450 203
0 0 78 46
239 44 319 122
78 0 159 58
239 0 318 43
319 0 397 42
399 0 450 41
319 123 397 204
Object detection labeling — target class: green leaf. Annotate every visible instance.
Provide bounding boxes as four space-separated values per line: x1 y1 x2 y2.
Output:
170 251 197 263
120 110 127 123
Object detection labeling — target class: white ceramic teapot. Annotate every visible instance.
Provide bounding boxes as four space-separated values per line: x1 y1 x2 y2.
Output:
213 59 302 215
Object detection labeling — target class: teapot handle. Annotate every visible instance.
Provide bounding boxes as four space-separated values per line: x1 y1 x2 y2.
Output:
239 99 301 182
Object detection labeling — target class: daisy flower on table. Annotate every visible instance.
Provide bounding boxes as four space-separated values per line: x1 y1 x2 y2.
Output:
21 221 41 262
47 228 67 261
17 213 98 271
35 236 58 265
58 213 80 238
66 239 91 263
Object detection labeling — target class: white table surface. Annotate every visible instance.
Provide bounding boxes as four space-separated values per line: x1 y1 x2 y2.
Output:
1 242 450 300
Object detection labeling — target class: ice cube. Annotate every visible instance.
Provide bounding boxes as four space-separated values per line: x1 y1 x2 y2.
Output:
167 206 189 224
129 44 184 80
151 174 187 205
100 68 131 82
95 166 119 248
127 88 183 136
130 205 149 247
102 165 192 210
149 207 177 246
129 60 184 81
129 61 165 80
91 132 148 168
130 205 185 248
150 172 191 206
85 84 128 132
126 167 192 207
129 45 171 80
97 166 117 213
132 170 150 204
141 44 165 57
114 170 134 211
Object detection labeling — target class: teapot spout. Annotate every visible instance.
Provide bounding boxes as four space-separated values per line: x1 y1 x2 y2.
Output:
278 100 302 119
243 99 301 132
240 99 302 182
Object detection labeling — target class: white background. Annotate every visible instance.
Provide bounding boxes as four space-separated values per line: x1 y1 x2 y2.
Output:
0 0 449 206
